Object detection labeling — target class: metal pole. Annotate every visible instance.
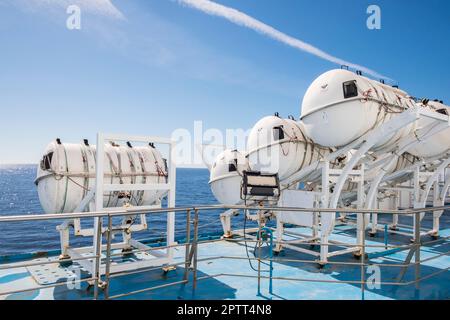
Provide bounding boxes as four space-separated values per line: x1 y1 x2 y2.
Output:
257 217 262 296
93 216 103 300
167 140 177 262
384 224 388 250
192 209 199 291
320 161 330 264
104 214 113 299
184 209 191 281
414 212 421 291
92 132 105 300
263 227 274 295
360 213 366 301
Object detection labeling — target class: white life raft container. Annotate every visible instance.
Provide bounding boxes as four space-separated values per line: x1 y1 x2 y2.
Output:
408 100 450 158
209 149 249 205
35 140 168 214
246 115 331 181
300 69 416 150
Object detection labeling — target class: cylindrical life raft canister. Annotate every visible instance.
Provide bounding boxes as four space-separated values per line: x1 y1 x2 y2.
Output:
246 115 332 181
209 149 249 205
35 140 169 214
300 69 417 151
408 100 450 158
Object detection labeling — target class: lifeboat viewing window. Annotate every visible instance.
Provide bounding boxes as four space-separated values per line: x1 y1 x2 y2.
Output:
228 162 237 172
40 152 54 171
273 126 285 141
343 80 358 99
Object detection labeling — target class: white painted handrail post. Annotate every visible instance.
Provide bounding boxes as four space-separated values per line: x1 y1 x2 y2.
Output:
93 133 105 284
167 140 177 261
319 161 330 264
356 164 367 255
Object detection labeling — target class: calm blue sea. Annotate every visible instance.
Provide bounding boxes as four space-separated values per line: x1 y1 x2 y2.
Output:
0 165 247 256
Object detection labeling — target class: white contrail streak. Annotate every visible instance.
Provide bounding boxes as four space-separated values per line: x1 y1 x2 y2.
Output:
177 0 387 79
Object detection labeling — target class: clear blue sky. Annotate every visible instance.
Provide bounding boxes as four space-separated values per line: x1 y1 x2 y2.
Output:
0 0 449 164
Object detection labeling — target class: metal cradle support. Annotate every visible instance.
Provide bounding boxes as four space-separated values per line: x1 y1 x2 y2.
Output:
55 133 177 285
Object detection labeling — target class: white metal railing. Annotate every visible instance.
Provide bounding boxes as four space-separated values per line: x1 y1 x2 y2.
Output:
0 204 449 300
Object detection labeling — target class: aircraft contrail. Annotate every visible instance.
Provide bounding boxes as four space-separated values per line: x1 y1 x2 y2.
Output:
177 0 388 80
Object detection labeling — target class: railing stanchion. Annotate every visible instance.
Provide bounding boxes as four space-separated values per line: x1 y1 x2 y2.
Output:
262 227 274 295
93 216 103 300
414 212 421 290
360 213 366 301
104 214 113 299
192 209 199 291
257 217 262 296
184 209 191 281
384 224 388 249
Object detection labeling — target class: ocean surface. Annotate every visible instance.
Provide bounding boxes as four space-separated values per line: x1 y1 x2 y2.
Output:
0 165 248 256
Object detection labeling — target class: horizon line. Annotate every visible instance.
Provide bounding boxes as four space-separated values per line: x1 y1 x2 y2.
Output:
0 163 209 169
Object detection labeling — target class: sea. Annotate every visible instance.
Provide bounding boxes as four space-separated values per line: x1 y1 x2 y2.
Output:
0 165 248 256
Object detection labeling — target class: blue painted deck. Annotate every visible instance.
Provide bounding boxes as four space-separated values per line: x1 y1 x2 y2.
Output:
0 213 449 300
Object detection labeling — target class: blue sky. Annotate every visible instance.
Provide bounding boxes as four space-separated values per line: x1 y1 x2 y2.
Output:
0 0 449 164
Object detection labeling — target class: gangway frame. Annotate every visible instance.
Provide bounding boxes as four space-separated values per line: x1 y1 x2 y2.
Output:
56 133 177 280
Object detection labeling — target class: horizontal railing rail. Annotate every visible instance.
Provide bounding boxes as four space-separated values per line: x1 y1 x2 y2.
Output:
1 204 449 223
